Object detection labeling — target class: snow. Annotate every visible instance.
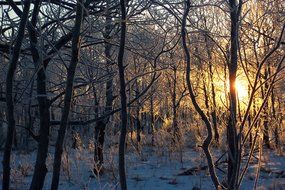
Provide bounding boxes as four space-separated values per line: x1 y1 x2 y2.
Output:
1 145 285 189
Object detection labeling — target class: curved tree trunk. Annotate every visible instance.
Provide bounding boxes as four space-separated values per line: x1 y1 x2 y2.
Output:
181 1 220 189
2 1 30 189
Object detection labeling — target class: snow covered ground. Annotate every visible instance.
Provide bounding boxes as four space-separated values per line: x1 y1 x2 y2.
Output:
1 144 285 190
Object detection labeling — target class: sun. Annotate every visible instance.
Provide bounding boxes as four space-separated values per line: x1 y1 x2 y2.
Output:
212 74 249 105
235 80 248 101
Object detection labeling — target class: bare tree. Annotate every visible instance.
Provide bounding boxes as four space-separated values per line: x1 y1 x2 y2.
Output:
51 0 84 189
181 0 221 189
94 0 115 173
227 0 242 189
2 1 30 189
118 0 128 189
27 1 52 189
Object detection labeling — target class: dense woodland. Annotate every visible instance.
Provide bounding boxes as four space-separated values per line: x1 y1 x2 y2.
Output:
0 0 285 189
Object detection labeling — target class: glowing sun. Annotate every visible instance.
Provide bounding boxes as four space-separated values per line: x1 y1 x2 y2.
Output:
235 80 248 100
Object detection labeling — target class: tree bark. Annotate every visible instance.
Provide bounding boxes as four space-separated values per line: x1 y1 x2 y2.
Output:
134 78 141 147
51 1 84 189
275 96 281 147
172 66 179 142
94 1 113 172
181 0 220 189
207 48 219 143
262 66 270 149
150 92 155 145
227 0 242 189
118 0 128 189
2 1 30 189
269 68 278 148
26 1 53 189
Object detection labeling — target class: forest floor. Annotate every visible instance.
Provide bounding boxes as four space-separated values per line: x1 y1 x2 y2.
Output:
1 142 285 190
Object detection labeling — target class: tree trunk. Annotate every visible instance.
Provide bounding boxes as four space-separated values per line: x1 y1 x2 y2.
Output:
2 1 30 189
118 0 128 189
94 1 113 172
204 35 219 143
227 0 241 189
275 97 281 147
51 1 84 189
248 85 253 147
27 1 53 189
172 66 179 142
94 120 106 173
25 79 34 151
150 92 155 145
135 78 141 148
181 1 220 189
262 66 270 149
93 89 105 174
30 70 51 190
209 71 219 143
